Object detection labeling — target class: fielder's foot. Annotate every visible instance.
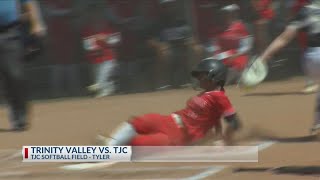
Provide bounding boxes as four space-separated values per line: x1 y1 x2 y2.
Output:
11 124 28 132
302 84 319 94
156 85 172 91
96 135 110 145
87 84 100 92
310 124 320 135
95 88 115 98
10 109 29 132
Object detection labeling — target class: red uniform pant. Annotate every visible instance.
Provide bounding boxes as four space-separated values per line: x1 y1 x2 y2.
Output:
129 114 187 146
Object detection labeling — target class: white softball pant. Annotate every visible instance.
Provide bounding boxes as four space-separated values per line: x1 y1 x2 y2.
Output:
304 47 320 127
95 60 116 92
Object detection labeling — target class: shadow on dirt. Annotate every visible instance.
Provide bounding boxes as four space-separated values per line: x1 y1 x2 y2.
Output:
243 91 304 97
0 128 15 133
238 125 320 143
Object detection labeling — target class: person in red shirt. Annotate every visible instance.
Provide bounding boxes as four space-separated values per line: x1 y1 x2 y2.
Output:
82 4 121 98
96 59 241 146
210 4 252 84
192 0 217 44
192 0 226 58
106 0 162 93
44 0 80 97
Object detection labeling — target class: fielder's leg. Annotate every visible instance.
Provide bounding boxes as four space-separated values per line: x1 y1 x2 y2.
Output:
302 79 319 94
311 91 320 134
304 48 320 133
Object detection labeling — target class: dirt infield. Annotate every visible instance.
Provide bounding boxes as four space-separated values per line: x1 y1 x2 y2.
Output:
0 76 319 180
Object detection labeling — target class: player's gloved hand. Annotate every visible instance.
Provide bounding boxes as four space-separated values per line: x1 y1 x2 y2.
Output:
239 56 268 88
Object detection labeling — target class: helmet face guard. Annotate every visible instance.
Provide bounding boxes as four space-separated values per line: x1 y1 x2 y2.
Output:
191 58 228 88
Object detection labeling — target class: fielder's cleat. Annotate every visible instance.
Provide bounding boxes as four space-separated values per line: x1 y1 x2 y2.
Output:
11 125 27 132
96 135 111 145
310 124 320 135
87 84 101 92
179 83 192 88
11 121 29 132
156 85 172 91
302 84 319 94
10 109 29 132
95 88 115 98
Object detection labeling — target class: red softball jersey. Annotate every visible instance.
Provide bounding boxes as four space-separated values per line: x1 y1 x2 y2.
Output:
214 21 250 71
175 90 236 143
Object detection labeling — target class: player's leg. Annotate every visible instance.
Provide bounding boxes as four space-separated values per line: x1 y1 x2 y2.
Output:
302 79 319 94
95 60 115 97
311 91 320 133
302 52 319 94
88 63 101 93
97 114 163 146
130 114 186 145
103 60 116 92
304 47 320 133
97 114 186 146
101 121 138 146
130 133 171 146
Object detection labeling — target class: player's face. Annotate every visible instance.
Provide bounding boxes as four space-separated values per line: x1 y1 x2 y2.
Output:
221 12 236 28
196 73 217 90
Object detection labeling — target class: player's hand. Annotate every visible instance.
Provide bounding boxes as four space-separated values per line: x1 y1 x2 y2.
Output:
157 43 170 58
31 24 46 37
193 44 203 56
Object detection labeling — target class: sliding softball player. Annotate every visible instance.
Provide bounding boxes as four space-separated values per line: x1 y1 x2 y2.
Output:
97 59 241 146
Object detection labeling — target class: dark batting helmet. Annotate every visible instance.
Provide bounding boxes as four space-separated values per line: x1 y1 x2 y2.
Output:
191 58 228 87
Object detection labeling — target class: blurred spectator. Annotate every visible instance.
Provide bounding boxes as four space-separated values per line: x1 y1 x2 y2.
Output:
290 0 310 51
82 3 121 98
210 4 252 84
44 0 80 97
107 0 160 93
251 0 275 54
156 0 195 89
192 0 220 58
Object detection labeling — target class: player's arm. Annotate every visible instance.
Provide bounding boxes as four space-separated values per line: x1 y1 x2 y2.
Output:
260 26 298 62
229 23 253 60
82 37 95 51
259 7 308 62
222 113 241 146
22 0 46 36
230 35 253 59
